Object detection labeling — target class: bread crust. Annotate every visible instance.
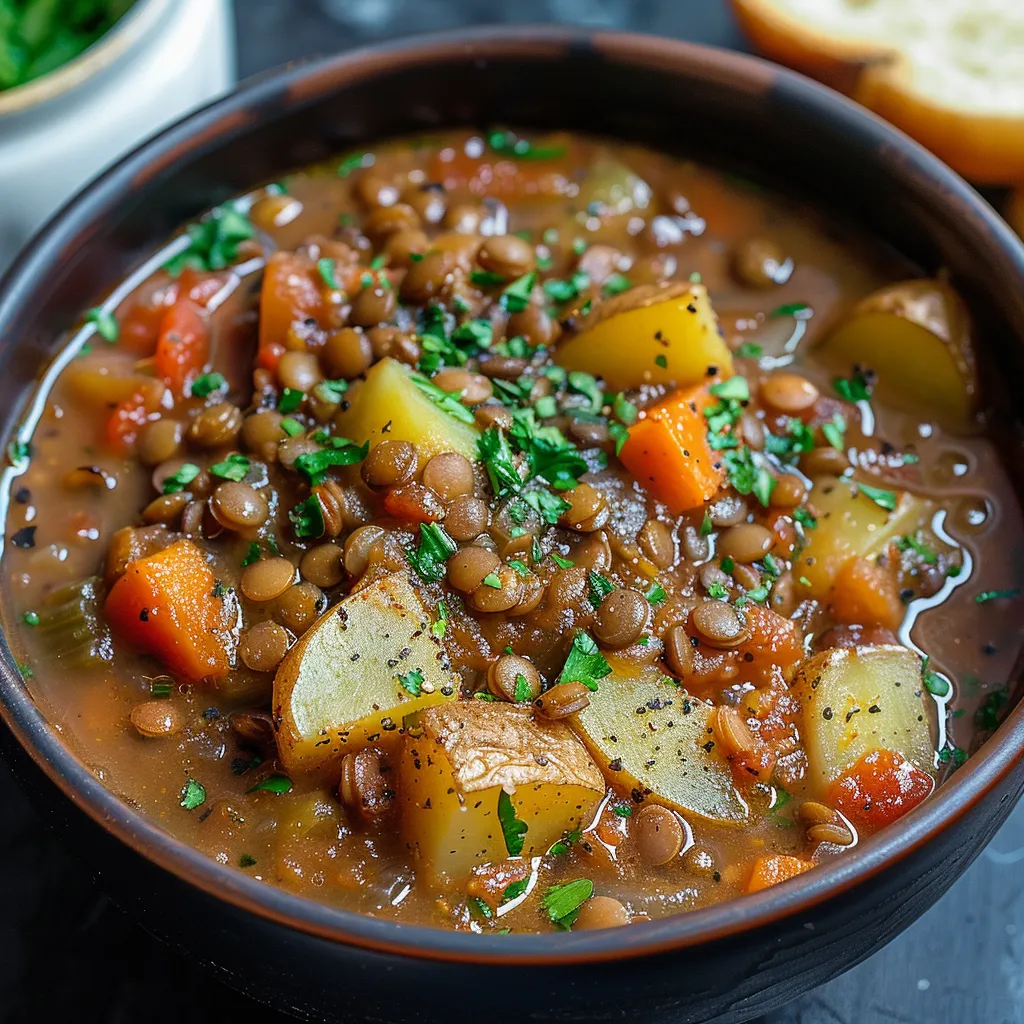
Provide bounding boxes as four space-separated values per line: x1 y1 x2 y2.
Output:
731 0 1024 184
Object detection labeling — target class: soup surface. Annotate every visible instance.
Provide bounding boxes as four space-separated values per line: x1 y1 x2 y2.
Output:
3 130 1021 933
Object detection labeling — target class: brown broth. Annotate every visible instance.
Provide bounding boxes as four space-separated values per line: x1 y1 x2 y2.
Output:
2 130 1021 932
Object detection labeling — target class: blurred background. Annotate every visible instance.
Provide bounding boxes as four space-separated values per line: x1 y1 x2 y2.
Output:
1 1 1023 1022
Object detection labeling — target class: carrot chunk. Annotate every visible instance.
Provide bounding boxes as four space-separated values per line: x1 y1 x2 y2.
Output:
619 384 725 513
258 251 325 365
104 539 230 682
154 294 208 396
746 855 813 893
829 748 935 835
830 556 904 632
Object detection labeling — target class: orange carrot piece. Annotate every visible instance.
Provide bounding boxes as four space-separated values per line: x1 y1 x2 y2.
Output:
830 556 904 632
104 538 230 682
258 251 325 361
746 855 813 894
154 293 208 396
619 384 725 513
829 749 935 835
105 380 164 454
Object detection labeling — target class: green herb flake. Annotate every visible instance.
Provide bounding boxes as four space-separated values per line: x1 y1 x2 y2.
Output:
397 668 425 697
471 269 506 288
856 482 897 512
501 878 530 904
541 879 594 931
289 495 326 539
317 257 341 290
241 542 262 567
21 610 39 627
477 427 522 496
709 377 750 402
481 572 502 590
161 463 200 495
410 373 477 426
85 307 119 342
180 778 207 811
833 367 875 403
897 533 938 565
975 588 1021 604
793 507 817 529
408 522 458 583
469 896 493 921
513 674 533 703
500 271 537 314
508 559 531 577
280 418 304 437
645 581 667 605
602 273 632 296
821 413 846 452
486 130 567 162
164 204 255 276
921 657 951 698
210 452 250 482
294 440 369 486
547 828 583 857
612 804 632 818
588 572 615 609
700 510 714 536
608 421 630 456
278 388 305 414
976 687 1009 730
337 152 368 177
558 631 612 692
654 354 668 369
769 302 811 318
706 581 730 600
736 342 763 359
191 372 227 398
239 854 257 868
498 789 529 857
549 552 574 569
247 774 294 795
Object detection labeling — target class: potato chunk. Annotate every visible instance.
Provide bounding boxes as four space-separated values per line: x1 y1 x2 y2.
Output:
399 702 604 883
795 475 929 597
572 667 748 823
788 645 936 798
334 356 480 461
273 573 457 773
554 282 733 391
817 279 976 431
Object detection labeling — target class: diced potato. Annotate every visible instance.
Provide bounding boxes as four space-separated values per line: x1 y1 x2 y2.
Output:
334 357 480 461
817 279 976 430
788 645 936 798
273 573 457 773
399 702 605 883
795 475 929 597
66 368 155 409
574 157 652 219
571 666 748 823
554 282 733 391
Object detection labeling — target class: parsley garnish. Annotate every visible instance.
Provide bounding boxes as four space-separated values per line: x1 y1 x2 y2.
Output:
654 354 668 369
513 674 533 702
501 271 537 314
432 601 449 638
487 130 567 161
608 421 629 456
317 257 340 290
397 668 424 696
162 463 200 494
856 481 897 512
239 854 257 868
408 522 457 583
410 373 476 425
180 778 206 811
548 828 583 856
85 307 119 342
247 774 293 795
588 571 614 609
976 687 1009 730
612 804 632 818
289 495 325 539
294 439 369 486
498 790 529 856
567 370 603 414
337 152 369 177
736 342 763 358
21 610 38 627
646 581 667 605
541 879 593 930
833 367 875 403
793 507 817 529
710 377 750 402
241 542 261 567
603 273 632 295
975 588 1021 604
191 372 227 398
700 511 714 536
921 656 951 698
502 878 530 904
769 302 811 318
706 581 729 600
723 448 775 506
280 418 304 437
278 388 305 414
897 533 938 565
164 204 254 276
482 572 502 589
210 452 250 482
821 413 846 451
558 632 611 692
549 552 574 569
478 427 522 496
471 269 506 288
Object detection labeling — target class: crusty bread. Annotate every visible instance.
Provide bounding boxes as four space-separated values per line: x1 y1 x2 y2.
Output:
731 0 1024 183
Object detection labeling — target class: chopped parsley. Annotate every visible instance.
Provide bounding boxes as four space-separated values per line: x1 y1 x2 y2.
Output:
543 272 590 304
241 541 262 567
280 418 304 437
736 342 763 359
700 510 714 536
337 152 369 177
431 601 449 639
317 257 341 290
191 372 227 398
162 463 200 494
921 657 951 698
976 687 1009 730
612 392 638 426
487 130 566 161
278 388 305 414
164 204 255 276
315 379 349 404
498 789 529 857
410 373 476 425
764 418 815 462
289 495 325 539
239 854 257 868
541 879 593 930
709 377 750 402
603 273 632 295
975 588 1021 604
793 506 817 529
897 533 938 565
769 302 811 318
821 413 846 452
549 552 574 569
471 269 506 288
247 774 294 795
85 307 119 342
856 481 897 512
608 421 629 456
482 572 502 589
508 559 531 576
548 827 583 857
294 439 369 486
501 878 530 904
833 367 875 403
180 778 206 811
500 271 537 314
210 452 250 482
150 679 173 697
558 632 611 692
646 581 667 605
567 370 603 414
706 581 729 600
397 668 424 697
612 804 632 818
21 610 38 627
513 674 533 702
654 354 668 369
478 427 521 496
408 522 457 583
588 571 615 609
723 447 776 506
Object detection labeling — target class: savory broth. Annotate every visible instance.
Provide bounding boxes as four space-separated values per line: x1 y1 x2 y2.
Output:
2 130 1021 932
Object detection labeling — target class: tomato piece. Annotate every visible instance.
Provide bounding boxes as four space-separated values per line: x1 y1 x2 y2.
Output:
155 294 208 396
118 301 166 355
105 382 164 453
259 251 324 358
829 748 935 834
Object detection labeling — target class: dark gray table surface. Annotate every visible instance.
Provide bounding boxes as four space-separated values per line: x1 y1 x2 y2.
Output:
3 1 1022 1021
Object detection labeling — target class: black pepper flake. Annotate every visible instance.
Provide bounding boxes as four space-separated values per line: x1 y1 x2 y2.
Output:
702 740 715 753
13 487 30 504
382 420 393 433
983 643 997 656
823 707 834 720
899 588 914 604
845 707 861 724
350 653 360 662
202 707 220 720
868 704 881 714
608 758 623 772
10 526 36 549
686 303 697 313
743 652 754 663
139 608 149 622
712 870 721 883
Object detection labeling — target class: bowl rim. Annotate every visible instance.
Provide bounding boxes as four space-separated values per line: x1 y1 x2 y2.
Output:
1 24 1023 966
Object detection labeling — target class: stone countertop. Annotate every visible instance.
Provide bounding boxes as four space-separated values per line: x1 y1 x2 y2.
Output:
1 2 1019 1021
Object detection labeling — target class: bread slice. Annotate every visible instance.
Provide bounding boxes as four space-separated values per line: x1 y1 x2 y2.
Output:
731 0 1024 184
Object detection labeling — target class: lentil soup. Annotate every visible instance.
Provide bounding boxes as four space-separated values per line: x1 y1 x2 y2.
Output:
3 130 1021 934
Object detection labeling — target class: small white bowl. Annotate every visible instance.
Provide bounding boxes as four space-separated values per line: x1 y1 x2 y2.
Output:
0 0 235 271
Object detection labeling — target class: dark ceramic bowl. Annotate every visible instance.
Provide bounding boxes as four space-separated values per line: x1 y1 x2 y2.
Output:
1 26 1023 1024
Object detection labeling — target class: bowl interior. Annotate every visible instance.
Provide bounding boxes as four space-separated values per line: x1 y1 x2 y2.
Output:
1 26 1024 962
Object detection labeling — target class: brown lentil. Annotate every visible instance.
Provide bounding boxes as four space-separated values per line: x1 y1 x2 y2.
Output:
593 589 649 649
228 709 276 745
634 804 685 865
361 440 418 490
422 452 475 501
238 620 291 672
363 202 420 244
770 474 807 508
277 351 322 393
339 748 393 820
188 403 243 449
322 327 373 379
300 543 345 589
807 822 855 846
717 523 775 563
535 680 591 719
663 623 695 678
240 557 296 603
731 237 791 288
487 654 542 702
129 700 182 738
446 546 499 593
761 373 819 416
400 250 453 304
637 519 676 569
141 492 188 526
343 525 387 577
241 410 287 458
682 845 717 877
477 234 535 280
444 495 489 541
349 283 397 327
210 482 269 530
273 582 325 636
573 896 629 930
138 419 185 466
692 601 750 648
560 483 608 532
432 367 493 405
